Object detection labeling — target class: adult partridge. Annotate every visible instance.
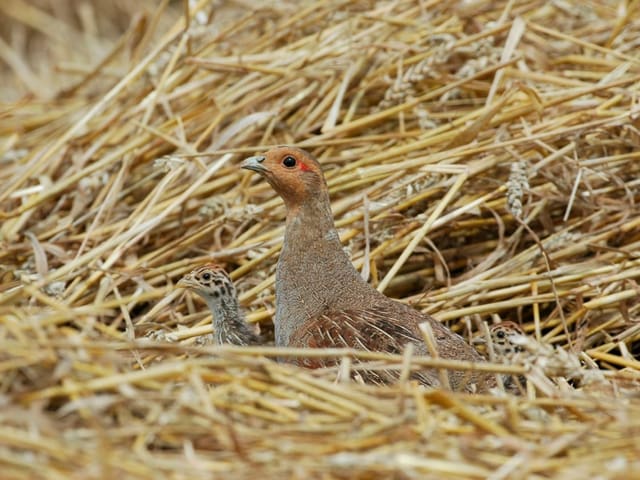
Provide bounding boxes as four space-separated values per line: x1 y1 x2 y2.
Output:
177 264 261 346
242 146 491 391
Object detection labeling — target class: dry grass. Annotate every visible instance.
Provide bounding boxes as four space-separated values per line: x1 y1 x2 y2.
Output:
2 0 640 478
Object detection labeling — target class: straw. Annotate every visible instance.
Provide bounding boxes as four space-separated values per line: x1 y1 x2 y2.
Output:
1 0 640 478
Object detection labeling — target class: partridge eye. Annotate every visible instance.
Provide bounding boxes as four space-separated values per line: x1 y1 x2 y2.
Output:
496 330 505 338
202 273 211 281
282 155 297 168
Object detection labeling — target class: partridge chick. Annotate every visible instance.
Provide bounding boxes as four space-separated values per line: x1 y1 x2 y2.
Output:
487 321 528 394
177 264 261 346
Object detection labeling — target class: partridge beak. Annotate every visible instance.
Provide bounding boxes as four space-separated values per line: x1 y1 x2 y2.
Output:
241 155 268 173
176 275 196 290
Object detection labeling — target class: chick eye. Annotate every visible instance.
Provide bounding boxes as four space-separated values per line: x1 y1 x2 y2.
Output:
202 273 211 281
496 330 505 338
282 155 297 168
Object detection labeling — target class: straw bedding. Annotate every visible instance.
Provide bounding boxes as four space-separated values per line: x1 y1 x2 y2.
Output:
1 0 640 478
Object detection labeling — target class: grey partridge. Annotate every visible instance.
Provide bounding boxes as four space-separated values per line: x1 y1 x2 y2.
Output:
485 321 527 394
488 321 526 357
177 264 261 346
242 146 492 391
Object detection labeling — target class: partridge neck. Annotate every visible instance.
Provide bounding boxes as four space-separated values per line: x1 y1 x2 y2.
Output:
204 296 241 332
279 194 374 311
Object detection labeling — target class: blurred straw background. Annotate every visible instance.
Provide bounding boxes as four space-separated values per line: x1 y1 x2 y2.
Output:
1 0 640 478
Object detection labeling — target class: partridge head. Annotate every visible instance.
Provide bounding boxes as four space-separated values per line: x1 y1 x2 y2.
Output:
177 264 260 346
242 146 495 392
489 321 526 359
485 321 527 394
241 146 327 211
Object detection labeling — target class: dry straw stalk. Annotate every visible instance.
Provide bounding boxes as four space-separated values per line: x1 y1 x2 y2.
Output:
1 0 640 478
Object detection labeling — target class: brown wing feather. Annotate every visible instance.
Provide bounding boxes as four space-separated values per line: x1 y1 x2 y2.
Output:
288 301 491 392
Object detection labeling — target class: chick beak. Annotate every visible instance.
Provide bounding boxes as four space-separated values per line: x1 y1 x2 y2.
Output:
176 275 196 289
241 155 267 173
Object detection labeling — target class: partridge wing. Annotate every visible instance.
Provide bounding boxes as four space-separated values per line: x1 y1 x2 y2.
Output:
288 305 443 386
288 302 490 391
290 306 421 355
